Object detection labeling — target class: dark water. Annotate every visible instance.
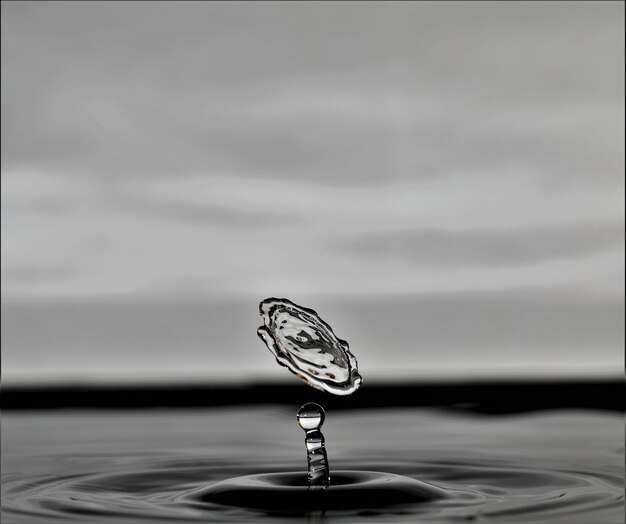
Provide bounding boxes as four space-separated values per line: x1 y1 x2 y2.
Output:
2 407 624 523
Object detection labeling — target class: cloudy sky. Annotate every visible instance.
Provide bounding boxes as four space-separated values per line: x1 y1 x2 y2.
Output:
2 2 624 384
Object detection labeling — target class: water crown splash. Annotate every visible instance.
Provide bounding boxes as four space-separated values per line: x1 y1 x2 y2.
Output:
191 299 467 514
257 297 362 490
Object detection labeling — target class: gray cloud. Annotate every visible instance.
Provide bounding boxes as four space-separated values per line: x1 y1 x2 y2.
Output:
341 222 624 269
2 2 623 382
2 2 623 185
115 197 297 228
1 266 78 284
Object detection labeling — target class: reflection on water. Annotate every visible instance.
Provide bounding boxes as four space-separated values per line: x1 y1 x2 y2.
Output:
2 407 623 523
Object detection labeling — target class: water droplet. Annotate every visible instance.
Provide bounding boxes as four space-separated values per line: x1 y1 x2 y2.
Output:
257 298 362 395
297 402 325 431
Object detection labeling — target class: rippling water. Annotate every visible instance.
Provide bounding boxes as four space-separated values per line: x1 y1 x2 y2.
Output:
2 407 623 523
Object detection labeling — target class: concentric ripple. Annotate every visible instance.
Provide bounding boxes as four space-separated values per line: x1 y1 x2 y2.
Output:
2 408 623 523
3 452 622 522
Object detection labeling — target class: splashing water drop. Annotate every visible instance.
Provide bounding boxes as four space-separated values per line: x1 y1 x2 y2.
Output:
297 403 330 490
257 298 362 395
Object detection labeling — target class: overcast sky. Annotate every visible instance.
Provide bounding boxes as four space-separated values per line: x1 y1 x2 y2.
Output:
1 2 624 384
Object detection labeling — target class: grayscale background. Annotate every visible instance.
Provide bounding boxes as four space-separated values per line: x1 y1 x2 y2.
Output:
2 1 624 385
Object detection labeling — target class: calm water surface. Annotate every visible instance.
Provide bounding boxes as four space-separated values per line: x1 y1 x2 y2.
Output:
2 407 623 523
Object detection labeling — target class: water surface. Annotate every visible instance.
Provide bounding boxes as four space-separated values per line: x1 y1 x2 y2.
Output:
2 407 623 523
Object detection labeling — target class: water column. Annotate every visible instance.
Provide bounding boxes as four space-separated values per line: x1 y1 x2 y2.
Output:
297 403 330 490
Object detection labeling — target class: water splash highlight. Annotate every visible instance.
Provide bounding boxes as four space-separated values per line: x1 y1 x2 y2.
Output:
257 298 362 395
